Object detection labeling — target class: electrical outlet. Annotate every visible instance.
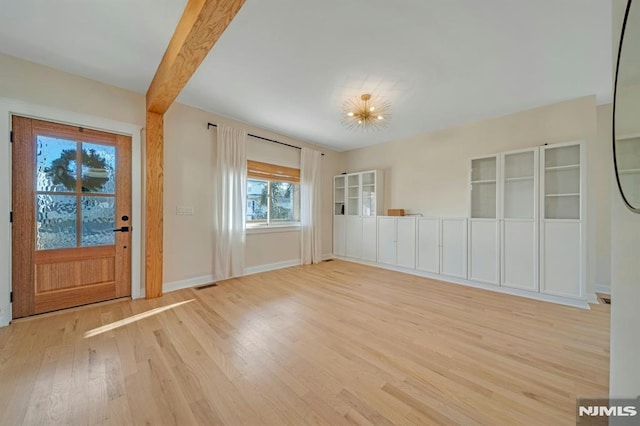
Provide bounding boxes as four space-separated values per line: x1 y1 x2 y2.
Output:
176 206 194 216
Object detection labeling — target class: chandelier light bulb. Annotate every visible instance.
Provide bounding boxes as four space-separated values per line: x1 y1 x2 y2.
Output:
341 93 392 131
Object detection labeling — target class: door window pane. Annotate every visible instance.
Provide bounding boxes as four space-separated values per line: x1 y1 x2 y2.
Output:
81 196 115 246
81 142 116 193
36 194 77 249
37 136 77 192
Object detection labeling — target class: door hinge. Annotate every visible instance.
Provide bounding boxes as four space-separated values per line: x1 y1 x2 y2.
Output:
10 292 13 303
9 211 12 223
10 131 13 143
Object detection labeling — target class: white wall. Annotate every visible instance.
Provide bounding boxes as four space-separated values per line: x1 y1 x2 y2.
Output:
609 0 640 400
344 96 609 298
163 102 343 287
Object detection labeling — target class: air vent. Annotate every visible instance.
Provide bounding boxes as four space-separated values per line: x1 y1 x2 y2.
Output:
195 283 218 290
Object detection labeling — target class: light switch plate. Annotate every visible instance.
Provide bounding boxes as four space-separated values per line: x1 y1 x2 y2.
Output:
176 206 194 216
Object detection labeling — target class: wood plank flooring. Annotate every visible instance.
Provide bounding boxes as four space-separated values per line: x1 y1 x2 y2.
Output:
0 260 610 425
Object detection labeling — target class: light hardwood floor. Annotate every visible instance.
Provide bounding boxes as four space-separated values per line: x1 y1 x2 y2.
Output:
0 260 609 425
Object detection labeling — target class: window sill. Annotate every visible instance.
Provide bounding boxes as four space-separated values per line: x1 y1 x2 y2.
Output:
246 223 301 234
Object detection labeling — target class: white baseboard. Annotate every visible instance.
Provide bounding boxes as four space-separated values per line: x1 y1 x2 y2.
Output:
334 256 591 310
244 259 300 276
163 275 216 293
594 283 611 295
162 259 311 295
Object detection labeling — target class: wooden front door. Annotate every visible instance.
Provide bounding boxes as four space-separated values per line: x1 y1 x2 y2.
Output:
11 116 132 319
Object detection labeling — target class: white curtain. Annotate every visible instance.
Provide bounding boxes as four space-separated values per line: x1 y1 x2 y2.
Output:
213 124 247 280
300 147 322 264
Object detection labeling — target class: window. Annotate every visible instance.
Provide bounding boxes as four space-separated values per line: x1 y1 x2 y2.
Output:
246 161 300 226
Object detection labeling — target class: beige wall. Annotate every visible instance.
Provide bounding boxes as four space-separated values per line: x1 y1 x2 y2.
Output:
344 96 610 296
610 0 640 401
163 102 343 283
0 52 342 295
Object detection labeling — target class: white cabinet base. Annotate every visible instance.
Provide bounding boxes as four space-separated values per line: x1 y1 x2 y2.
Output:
333 256 590 310
541 221 583 298
501 220 537 291
468 220 499 285
441 218 468 279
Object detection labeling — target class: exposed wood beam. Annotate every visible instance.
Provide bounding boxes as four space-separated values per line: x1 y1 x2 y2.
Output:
146 0 246 115
144 0 246 299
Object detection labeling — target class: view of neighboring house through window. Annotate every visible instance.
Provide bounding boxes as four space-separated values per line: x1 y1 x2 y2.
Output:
246 160 300 226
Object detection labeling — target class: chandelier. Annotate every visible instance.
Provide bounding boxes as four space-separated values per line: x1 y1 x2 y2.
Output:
342 93 391 131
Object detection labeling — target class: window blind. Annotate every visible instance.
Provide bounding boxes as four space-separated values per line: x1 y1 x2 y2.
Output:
247 160 300 183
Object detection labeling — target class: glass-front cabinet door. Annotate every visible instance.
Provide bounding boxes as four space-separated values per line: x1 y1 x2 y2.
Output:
347 174 361 216
470 156 497 219
334 175 345 215
361 171 376 217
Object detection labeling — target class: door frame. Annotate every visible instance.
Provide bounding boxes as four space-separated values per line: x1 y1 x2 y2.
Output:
0 97 143 326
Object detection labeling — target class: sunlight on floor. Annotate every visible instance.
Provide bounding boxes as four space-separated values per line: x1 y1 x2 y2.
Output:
83 299 194 338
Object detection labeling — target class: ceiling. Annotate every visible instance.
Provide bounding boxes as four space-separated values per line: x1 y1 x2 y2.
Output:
0 0 612 151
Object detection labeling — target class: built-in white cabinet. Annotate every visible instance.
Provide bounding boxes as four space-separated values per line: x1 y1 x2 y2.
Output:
345 216 363 258
469 156 499 285
334 170 383 262
377 216 416 268
500 148 538 292
332 142 586 305
417 217 440 274
362 218 377 262
333 175 346 255
377 217 396 265
615 136 640 207
441 218 468 279
540 142 585 299
333 216 345 256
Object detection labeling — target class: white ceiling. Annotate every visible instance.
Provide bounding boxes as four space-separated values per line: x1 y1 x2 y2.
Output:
0 0 612 151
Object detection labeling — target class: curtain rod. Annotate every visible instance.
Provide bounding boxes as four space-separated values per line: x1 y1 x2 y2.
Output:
207 122 324 156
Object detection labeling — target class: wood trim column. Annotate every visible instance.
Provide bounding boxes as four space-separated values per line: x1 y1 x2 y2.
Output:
144 0 246 298
145 112 164 298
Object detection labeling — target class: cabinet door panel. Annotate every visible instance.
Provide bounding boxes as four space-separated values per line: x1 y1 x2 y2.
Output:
417 218 440 273
362 218 377 261
541 221 582 298
468 220 499 285
345 217 363 259
377 217 396 265
502 220 537 291
333 216 345 256
441 218 467 279
396 218 416 269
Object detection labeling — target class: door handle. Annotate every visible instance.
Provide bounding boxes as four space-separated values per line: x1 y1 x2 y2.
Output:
113 226 130 233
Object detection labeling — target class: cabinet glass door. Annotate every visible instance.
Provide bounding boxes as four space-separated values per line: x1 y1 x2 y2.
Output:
503 151 535 219
334 175 345 215
361 172 376 216
543 145 580 219
347 174 361 215
615 137 640 207
471 157 497 218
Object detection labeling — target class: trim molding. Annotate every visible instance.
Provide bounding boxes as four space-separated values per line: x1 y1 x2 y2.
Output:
163 258 312 294
164 275 216 293
0 97 143 328
594 283 611 294
244 259 300 276
335 256 591 310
